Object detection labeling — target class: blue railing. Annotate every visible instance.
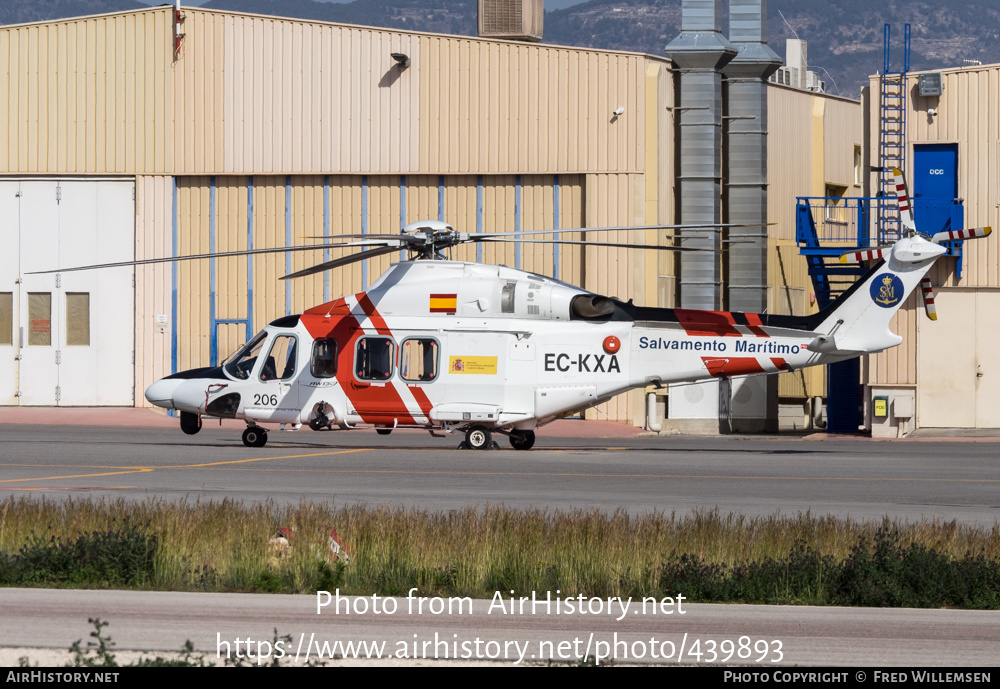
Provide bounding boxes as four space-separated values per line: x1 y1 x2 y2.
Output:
795 197 881 248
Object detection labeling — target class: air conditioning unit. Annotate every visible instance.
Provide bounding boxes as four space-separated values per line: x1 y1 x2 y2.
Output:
479 0 544 42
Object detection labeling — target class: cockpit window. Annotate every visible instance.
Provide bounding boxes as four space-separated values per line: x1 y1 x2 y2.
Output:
261 335 297 381
223 331 267 380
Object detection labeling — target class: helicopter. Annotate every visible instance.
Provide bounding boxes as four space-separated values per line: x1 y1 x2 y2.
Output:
42 169 991 449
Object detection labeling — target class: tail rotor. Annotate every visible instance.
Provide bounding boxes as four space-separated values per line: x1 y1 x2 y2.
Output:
847 168 993 321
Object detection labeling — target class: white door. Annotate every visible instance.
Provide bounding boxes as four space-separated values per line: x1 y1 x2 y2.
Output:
917 289 1000 428
0 182 23 405
1 179 135 406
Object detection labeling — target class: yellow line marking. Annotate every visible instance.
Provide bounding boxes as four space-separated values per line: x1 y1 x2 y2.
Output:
2 450 996 486
0 469 153 483
5 486 135 492
158 448 370 469
0 450 370 485
169 467 1000 484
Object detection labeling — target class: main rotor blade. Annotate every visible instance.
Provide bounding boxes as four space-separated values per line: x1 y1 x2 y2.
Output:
302 233 425 243
477 238 726 251
304 223 770 241
281 245 403 280
26 242 369 275
472 222 769 239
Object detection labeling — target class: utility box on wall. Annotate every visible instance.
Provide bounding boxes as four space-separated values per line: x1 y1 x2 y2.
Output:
478 0 543 41
869 387 916 438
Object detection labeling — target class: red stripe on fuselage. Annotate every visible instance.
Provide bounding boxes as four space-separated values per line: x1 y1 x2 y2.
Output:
701 357 766 377
298 293 416 425
675 309 742 337
744 313 770 339
354 292 434 419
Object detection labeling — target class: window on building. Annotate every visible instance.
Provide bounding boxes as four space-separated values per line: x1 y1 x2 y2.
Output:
65 293 90 346
854 146 863 186
28 293 51 346
0 293 11 346
824 184 848 226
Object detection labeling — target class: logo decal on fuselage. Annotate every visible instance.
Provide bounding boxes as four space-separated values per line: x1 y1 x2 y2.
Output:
870 273 904 308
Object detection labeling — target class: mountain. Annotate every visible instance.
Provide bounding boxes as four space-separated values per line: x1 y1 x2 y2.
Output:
6 0 1000 99
0 0 146 25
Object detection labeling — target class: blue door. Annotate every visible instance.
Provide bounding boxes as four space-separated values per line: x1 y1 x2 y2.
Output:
912 144 959 236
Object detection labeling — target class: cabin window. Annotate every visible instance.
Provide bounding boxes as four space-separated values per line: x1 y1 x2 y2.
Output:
261 335 297 381
400 338 439 382
501 282 516 313
311 339 338 378
355 336 395 380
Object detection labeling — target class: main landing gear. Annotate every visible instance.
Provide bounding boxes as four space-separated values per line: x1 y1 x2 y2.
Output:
458 426 535 450
463 425 493 450
508 429 535 451
242 426 268 448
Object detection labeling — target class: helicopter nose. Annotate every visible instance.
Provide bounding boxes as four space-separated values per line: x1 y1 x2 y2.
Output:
144 378 183 409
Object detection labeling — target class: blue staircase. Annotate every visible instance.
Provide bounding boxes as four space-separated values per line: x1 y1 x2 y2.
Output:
795 197 874 308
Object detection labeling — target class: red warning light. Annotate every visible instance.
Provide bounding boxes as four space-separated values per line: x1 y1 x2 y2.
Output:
603 335 621 354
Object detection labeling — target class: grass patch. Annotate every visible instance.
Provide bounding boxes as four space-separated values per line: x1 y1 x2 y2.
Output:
0 496 997 608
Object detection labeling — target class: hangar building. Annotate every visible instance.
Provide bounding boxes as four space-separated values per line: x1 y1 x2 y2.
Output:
0 3 864 427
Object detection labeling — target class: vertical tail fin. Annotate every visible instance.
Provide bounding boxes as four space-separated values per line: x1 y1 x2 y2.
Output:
815 235 945 354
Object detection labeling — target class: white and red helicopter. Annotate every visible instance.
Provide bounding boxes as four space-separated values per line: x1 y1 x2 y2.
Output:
45 169 991 449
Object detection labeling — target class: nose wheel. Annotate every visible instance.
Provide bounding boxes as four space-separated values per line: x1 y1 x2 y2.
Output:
180 412 202 435
242 427 268 448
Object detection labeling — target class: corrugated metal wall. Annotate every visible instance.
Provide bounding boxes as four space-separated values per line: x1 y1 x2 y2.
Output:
135 175 174 397
0 9 174 173
866 65 1000 389
905 67 1000 289
172 9 648 176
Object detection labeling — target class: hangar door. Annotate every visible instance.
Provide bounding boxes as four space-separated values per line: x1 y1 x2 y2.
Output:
0 180 135 406
916 290 1000 428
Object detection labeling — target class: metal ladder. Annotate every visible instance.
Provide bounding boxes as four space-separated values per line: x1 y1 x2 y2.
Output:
878 23 910 242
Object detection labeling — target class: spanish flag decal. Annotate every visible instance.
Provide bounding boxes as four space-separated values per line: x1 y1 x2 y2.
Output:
429 293 458 314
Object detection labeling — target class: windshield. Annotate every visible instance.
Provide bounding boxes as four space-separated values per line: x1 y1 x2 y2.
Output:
224 331 267 380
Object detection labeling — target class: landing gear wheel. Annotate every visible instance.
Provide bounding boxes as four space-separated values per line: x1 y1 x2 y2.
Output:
509 429 535 451
376 428 393 436
180 412 202 435
242 427 268 448
465 425 492 450
308 416 327 431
